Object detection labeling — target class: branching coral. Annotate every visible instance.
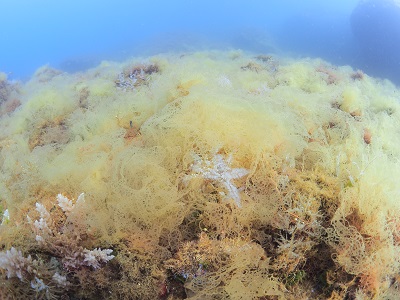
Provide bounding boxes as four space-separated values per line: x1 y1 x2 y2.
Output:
27 193 114 271
0 193 114 297
0 247 35 281
0 247 54 297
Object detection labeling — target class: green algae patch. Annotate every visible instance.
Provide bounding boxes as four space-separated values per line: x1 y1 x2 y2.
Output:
1 51 400 299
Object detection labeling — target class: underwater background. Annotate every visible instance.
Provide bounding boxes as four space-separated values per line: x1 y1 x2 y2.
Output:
3 0 395 83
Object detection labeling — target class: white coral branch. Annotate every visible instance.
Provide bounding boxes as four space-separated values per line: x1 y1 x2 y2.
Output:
52 272 68 287
57 194 74 213
35 203 50 221
0 247 35 280
83 248 115 269
57 193 85 214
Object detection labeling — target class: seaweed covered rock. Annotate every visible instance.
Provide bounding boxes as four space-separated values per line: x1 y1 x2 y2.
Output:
1 51 400 299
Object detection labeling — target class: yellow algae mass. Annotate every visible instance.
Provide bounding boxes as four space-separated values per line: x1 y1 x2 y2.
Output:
1 51 400 299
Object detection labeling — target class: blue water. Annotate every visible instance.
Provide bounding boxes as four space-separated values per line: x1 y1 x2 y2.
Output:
3 0 399 84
